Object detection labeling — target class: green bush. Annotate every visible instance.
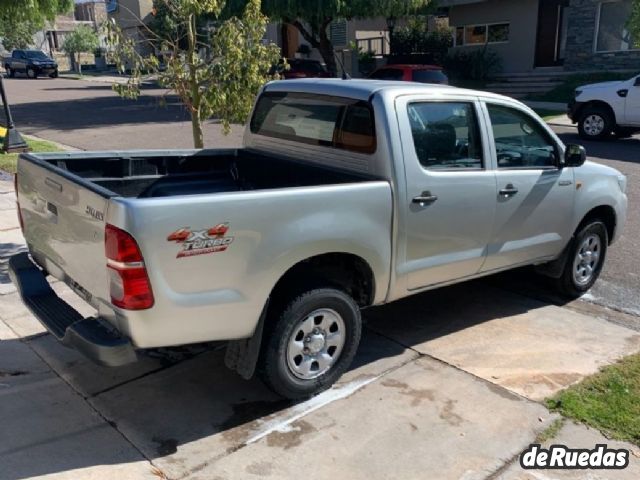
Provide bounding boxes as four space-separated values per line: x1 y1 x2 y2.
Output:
444 46 502 81
390 18 452 64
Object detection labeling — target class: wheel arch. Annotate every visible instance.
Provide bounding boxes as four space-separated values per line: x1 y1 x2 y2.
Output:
577 204 617 245
578 100 617 124
267 252 376 310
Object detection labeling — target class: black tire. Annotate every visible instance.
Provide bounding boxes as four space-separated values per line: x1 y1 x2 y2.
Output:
26 68 37 79
49 70 58 78
554 220 608 298
5 67 13 78
259 288 362 400
578 106 613 140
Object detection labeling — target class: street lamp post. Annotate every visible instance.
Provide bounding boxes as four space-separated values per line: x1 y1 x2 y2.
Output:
0 75 29 153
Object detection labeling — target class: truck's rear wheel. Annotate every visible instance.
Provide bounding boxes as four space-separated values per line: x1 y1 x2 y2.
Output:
259 288 362 399
6 67 13 78
27 68 37 79
553 220 608 298
578 106 613 140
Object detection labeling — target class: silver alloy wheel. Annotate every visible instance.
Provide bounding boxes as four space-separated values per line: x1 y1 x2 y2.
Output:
286 308 346 380
573 234 602 286
583 114 605 136
27 68 35 78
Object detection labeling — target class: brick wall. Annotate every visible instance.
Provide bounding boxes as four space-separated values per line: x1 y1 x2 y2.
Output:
564 0 640 71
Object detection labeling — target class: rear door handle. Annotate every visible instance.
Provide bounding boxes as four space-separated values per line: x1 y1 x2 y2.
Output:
412 191 438 205
499 184 518 197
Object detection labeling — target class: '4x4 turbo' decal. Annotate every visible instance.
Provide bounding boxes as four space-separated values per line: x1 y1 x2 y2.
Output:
167 223 234 258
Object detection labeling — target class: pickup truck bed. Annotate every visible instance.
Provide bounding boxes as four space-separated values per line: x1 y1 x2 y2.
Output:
34 149 374 198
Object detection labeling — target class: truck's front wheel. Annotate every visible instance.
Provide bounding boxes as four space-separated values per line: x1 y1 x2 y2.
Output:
578 106 613 140
259 288 362 399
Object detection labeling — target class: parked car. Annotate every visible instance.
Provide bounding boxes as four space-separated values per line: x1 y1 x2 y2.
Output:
274 58 331 79
4 50 59 79
368 64 449 84
568 73 640 139
10 80 627 400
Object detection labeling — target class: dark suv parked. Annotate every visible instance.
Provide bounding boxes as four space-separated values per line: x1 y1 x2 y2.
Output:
4 50 58 79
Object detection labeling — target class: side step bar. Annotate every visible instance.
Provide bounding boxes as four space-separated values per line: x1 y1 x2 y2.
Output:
8 252 137 367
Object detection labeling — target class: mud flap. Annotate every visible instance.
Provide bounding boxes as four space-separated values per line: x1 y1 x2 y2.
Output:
224 301 268 379
534 238 573 279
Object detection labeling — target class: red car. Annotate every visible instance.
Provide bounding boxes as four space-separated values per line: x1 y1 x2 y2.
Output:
368 64 449 85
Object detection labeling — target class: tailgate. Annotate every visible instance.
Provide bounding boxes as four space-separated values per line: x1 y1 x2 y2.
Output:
17 156 111 306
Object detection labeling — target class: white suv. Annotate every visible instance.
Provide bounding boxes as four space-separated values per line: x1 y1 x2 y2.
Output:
568 73 640 140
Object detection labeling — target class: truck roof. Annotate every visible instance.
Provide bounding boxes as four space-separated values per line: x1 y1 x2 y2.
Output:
263 78 513 103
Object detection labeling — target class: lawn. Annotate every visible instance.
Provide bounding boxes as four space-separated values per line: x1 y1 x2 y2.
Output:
547 353 640 446
0 134 62 174
528 72 632 103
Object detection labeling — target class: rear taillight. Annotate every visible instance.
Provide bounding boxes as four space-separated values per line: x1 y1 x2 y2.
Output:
105 224 154 310
14 174 24 232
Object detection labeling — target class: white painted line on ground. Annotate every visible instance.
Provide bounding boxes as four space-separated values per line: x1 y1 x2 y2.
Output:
244 371 391 446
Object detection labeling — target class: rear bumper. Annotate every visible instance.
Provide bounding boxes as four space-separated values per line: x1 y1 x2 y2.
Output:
8 252 137 367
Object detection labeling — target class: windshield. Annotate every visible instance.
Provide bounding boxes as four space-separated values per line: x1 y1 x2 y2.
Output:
25 51 49 60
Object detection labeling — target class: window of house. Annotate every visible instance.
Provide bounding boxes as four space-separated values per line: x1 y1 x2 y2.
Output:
454 23 510 46
250 92 376 154
407 102 483 170
596 0 636 52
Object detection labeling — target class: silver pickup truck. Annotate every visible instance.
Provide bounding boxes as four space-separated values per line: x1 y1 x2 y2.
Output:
10 79 628 399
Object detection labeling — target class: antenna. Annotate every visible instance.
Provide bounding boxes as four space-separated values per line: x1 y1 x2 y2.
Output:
334 50 351 80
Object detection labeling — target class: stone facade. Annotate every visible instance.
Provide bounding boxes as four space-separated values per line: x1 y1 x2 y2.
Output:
564 0 640 71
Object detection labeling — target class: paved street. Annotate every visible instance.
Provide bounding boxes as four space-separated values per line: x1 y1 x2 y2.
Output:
1 77 640 479
3 77 244 150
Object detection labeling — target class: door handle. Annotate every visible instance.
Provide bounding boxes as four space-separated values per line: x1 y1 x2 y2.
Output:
499 184 518 197
412 191 438 205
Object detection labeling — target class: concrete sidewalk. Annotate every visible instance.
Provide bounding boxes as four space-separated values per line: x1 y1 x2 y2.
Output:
1 176 639 480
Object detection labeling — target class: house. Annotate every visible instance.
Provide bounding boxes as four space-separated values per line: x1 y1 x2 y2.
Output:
441 0 639 73
30 0 107 71
106 0 154 55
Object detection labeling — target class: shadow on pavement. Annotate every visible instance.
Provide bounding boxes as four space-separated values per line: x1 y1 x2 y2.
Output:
10 95 191 132
555 130 640 165
0 273 564 480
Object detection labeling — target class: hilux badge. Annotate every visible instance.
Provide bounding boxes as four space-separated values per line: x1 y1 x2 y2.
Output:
167 223 234 258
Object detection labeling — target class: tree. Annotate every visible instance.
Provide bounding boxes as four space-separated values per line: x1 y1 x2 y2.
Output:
0 0 73 51
629 0 640 48
63 25 100 74
106 0 281 149
0 19 41 51
228 0 432 76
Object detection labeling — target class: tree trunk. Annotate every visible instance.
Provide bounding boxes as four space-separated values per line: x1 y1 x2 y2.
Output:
289 19 338 77
77 53 82 74
190 111 204 148
186 13 204 149
318 27 337 77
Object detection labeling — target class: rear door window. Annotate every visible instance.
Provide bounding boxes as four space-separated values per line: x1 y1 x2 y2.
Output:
250 92 376 154
407 102 483 169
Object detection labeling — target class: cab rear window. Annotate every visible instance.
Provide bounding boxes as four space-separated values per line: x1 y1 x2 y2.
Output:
250 92 376 154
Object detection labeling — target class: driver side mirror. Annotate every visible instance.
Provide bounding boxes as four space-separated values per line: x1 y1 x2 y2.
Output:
564 144 586 167
634 76 640 86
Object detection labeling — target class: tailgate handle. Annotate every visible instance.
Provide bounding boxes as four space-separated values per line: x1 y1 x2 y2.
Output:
45 177 63 192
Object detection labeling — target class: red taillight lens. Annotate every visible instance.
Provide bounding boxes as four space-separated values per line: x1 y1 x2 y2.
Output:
105 224 154 310
14 174 24 232
105 224 143 263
